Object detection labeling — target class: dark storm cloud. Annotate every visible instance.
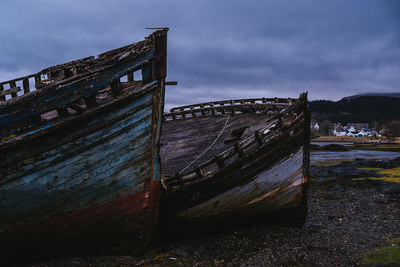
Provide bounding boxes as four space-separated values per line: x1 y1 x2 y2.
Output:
0 0 399 110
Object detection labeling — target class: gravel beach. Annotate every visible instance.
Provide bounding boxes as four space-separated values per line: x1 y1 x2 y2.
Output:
29 157 400 267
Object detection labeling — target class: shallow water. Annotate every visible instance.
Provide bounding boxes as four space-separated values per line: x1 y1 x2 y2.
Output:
311 150 400 166
311 142 353 146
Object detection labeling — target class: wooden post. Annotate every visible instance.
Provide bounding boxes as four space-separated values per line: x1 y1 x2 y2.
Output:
23 78 30 94
72 66 78 76
234 142 245 158
35 75 41 84
127 72 134 82
9 81 17 98
110 80 122 96
142 63 152 83
152 29 167 80
194 166 204 178
0 84 5 101
214 156 225 169
255 130 263 145
84 95 97 108
173 173 184 185
276 107 283 127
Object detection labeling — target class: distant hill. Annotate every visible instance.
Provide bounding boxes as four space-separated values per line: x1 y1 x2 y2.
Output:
342 93 400 101
309 93 400 124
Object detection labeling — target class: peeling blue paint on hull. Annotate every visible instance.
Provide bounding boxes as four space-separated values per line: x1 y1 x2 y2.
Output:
0 87 162 258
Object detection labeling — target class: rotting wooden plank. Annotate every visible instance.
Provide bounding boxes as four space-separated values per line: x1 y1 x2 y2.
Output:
0 46 155 129
161 101 306 187
169 98 296 113
160 106 302 176
1 91 155 183
162 120 306 214
0 81 157 148
0 49 154 135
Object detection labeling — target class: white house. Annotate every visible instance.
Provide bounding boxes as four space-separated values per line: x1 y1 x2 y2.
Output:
333 124 346 136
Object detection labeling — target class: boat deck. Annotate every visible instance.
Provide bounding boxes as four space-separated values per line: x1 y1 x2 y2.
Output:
160 113 276 176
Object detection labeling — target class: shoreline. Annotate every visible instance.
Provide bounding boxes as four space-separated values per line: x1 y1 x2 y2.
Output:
312 136 400 144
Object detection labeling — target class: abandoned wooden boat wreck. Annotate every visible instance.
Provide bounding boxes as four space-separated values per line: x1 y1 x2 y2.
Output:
0 29 168 258
160 94 310 227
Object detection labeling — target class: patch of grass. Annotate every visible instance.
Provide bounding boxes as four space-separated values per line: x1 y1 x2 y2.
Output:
352 167 400 183
380 167 400 177
361 246 400 266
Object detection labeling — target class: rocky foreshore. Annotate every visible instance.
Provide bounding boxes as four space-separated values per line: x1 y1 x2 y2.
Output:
31 157 400 266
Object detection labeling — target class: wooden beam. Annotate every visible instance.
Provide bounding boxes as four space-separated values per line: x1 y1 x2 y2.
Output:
165 81 177 86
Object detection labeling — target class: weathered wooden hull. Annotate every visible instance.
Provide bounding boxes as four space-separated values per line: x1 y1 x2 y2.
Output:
1 88 160 256
178 147 306 220
160 95 310 227
0 29 168 259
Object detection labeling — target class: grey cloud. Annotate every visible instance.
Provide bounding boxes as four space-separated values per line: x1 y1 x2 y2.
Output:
0 0 399 107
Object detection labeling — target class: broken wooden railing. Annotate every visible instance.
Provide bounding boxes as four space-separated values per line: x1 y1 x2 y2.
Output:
163 97 297 120
0 29 168 141
162 98 307 189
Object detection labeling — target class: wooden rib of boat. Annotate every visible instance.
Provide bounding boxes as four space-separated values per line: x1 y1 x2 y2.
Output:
160 93 310 227
0 29 168 258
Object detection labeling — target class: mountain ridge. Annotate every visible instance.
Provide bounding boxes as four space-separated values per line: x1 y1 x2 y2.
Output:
309 93 400 124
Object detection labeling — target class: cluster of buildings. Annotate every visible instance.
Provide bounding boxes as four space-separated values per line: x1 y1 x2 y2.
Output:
311 122 382 137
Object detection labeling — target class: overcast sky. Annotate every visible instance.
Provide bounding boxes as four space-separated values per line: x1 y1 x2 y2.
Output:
1 0 399 110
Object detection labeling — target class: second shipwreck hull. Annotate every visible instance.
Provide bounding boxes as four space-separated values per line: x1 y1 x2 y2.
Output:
0 29 168 258
160 94 310 226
